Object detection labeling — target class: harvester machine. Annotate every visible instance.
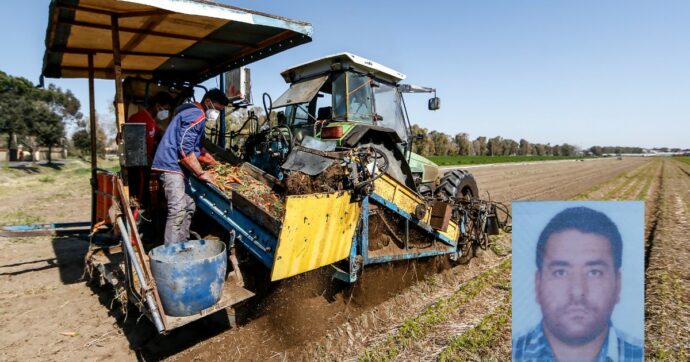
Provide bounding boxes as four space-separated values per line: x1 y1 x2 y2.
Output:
41 0 509 336
193 53 512 284
191 149 509 284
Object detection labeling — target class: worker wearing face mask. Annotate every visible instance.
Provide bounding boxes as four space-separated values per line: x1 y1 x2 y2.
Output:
126 91 173 208
152 89 227 244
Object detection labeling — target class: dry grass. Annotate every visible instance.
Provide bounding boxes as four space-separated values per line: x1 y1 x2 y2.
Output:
644 160 690 360
0 159 118 226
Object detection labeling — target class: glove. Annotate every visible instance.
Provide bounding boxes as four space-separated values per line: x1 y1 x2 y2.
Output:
198 171 218 187
180 153 204 176
198 149 218 167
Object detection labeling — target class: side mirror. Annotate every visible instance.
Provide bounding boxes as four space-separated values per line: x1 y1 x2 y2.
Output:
428 97 441 111
415 134 425 141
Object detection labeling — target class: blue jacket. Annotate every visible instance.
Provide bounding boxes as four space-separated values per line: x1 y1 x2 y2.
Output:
152 103 206 175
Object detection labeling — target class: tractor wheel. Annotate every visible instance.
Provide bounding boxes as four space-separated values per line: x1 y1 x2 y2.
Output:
360 141 415 189
435 169 479 201
439 169 479 265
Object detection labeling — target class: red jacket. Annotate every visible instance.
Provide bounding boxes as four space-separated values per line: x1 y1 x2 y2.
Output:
126 109 158 161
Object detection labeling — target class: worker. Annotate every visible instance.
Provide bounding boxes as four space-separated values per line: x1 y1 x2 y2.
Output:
152 89 228 244
126 91 174 208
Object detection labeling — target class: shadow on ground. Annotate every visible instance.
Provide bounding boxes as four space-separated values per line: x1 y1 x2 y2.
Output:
0 236 85 281
5 161 67 174
75 236 239 361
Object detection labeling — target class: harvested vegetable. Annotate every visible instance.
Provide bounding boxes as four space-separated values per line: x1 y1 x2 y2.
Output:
207 164 285 219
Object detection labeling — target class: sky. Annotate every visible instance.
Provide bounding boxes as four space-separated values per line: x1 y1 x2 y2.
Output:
1 1 688 149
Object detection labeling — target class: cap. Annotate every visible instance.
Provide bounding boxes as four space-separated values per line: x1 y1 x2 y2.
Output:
203 88 230 106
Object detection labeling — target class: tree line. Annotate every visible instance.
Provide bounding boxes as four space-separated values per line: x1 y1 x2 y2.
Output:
409 125 653 157
410 125 581 157
0 70 86 162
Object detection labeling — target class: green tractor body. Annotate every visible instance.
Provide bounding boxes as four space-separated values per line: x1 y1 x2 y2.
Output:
271 53 455 192
241 52 477 199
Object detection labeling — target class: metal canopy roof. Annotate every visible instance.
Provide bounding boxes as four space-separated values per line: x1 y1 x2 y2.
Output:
280 52 406 84
42 0 313 83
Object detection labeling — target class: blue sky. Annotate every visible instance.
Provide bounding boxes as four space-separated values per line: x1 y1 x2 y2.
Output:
1 1 688 149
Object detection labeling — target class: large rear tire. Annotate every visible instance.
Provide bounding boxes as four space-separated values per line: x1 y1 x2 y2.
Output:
438 169 480 265
435 169 479 201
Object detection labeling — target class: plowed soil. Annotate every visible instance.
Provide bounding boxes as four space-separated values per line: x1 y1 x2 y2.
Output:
1 157 686 361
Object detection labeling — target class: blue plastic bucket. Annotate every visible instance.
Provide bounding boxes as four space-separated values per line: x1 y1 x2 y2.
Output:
149 240 227 317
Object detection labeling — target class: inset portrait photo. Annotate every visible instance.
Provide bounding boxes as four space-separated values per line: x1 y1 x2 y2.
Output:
512 201 644 362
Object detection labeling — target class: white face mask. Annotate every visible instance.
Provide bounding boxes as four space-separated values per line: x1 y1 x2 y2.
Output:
206 108 220 122
156 109 169 121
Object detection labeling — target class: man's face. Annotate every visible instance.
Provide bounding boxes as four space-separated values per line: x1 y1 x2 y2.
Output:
154 104 170 112
535 229 621 345
203 98 224 111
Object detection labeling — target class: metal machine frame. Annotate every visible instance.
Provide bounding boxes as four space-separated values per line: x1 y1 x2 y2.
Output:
41 0 314 334
188 172 464 285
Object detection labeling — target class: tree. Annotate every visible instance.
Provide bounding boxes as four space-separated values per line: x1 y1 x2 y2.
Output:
0 71 34 150
501 138 518 155
589 146 603 156
519 138 531 156
411 124 433 156
31 103 64 163
487 136 503 156
71 118 107 158
72 129 90 155
475 136 487 156
429 131 451 156
454 132 473 156
532 143 545 156
560 143 576 156
0 70 82 161
472 139 481 156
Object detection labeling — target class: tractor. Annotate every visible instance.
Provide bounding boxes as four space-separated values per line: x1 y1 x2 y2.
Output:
240 53 479 203
232 53 491 263
39 0 508 336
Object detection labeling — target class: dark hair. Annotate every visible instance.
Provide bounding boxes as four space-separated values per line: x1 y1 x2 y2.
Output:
536 207 622 270
150 91 173 108
202 88 230 106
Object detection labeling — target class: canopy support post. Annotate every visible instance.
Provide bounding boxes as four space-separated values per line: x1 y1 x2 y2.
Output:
111 15 128 196
88 53 98 228
111 15 126 132
219 73 226 148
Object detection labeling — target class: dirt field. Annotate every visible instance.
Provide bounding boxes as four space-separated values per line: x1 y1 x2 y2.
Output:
1 157 687 361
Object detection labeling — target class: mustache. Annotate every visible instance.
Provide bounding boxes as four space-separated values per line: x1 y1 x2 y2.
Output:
558 299 596 313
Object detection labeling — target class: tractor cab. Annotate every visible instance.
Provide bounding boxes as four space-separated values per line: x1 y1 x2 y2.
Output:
266 52 442 190
273 53 419 144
